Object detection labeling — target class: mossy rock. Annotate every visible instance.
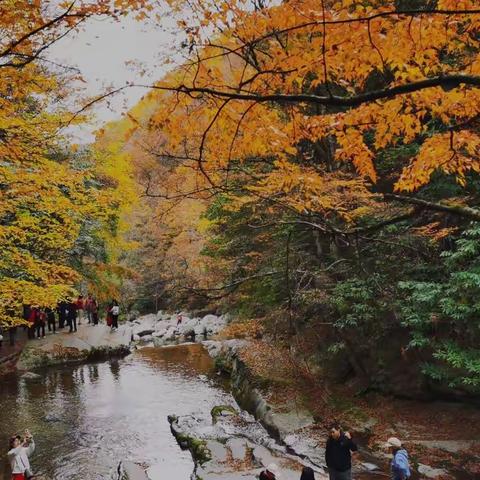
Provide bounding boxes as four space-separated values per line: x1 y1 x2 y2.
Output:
174 432 212 464
214 356 232 374
210 404 237 424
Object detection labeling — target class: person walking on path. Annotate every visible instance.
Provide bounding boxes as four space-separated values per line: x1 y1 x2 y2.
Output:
91 297 99 325
106 302 113 328
300 466 315 480
76 295 85 325
57 301 67 329
85 294 94 324
325 423 358 480
386 437 411 480
8 429 35 480
46 307 56 334
67 300 77 333
35 309 46 339
110 300 120 331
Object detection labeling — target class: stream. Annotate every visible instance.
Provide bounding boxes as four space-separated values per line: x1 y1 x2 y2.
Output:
1 341 453 480
0 344 232 480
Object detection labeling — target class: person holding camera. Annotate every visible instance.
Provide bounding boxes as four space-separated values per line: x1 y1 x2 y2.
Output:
7 429 35 480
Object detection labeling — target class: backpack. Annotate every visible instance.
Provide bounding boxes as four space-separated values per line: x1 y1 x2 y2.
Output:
112 305 120 316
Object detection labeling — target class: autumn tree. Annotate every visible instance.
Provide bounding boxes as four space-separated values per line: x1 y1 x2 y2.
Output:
113 0 480 394
0 0 154 328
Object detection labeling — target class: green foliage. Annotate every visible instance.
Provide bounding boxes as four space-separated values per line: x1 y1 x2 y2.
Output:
330 275 389 335
399 224 480 392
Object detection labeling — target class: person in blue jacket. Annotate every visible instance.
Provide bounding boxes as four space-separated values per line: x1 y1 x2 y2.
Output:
386 437 411 480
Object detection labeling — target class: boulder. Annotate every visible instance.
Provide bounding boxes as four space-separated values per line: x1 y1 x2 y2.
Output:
226 437 248 461
418 464 449 478
20 371 42 380
137 329 155 337
153 328 167 338
117 461 149 480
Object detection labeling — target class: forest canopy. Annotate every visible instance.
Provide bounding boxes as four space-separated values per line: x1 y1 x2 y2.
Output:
0 0 148 327
114 0 480 396
2 0 480 396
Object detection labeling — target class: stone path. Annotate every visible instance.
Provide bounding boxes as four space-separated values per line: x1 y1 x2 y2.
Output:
29 322 131 350
16 323 132 370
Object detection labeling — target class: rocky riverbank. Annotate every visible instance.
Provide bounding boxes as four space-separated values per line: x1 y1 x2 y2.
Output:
130 311 228 346
168 404 325 480
16 324 132 371
9 310 479 480
201 338 480 480
202 340 335 476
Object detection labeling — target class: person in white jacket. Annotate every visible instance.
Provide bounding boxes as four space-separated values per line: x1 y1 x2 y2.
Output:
7 429 35 480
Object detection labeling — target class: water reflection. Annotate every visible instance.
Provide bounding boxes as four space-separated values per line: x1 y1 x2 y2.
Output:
0 344 230 480
88 364 99 384
109 359 120 382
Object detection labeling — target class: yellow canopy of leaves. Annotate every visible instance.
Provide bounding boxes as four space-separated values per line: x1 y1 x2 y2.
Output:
135 0 480 221
0 0 145 328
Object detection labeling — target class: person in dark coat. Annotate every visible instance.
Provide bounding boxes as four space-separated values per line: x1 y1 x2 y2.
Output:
57 301 68 329
325 423 358 480
109 300 119 330
91 297 99 325
46 307 56 333
300 466 316 480
67 300 77 333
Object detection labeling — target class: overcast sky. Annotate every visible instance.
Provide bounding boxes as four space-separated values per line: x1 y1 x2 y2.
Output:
48 8 184 143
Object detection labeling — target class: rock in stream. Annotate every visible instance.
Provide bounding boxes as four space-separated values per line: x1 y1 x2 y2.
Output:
168 405 327 480
130 311 229 347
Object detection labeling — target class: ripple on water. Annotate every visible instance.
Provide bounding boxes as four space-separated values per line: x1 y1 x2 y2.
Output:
0 344 231 480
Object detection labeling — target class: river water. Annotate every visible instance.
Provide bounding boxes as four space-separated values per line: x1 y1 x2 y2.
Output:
0 344 231 480
3 343 471 480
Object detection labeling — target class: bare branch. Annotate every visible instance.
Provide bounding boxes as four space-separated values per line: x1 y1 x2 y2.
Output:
148 75 480 107
0 2 78 59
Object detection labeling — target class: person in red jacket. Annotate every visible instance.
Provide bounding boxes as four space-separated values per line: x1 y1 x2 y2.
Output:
35 309 46 339
106 302 113 328
27 307 37 340
259 464 280 480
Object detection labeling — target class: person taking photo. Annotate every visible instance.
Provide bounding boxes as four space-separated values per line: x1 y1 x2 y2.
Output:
7 429 35 480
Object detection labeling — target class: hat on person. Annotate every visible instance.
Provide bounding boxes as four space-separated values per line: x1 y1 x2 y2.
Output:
267 463 281 478
386 437 402 448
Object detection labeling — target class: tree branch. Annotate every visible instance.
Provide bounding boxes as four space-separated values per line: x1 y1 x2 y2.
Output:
143 74 480 108
384 193 480 221
0 2 88 61
242 8 480 50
